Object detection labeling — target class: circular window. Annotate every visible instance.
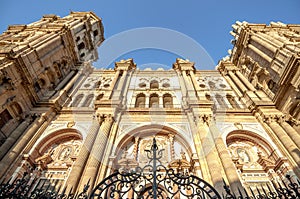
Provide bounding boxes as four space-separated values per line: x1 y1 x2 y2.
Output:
219 84 227 88
162 83 170 88
199 84 206 88
139 82 146 88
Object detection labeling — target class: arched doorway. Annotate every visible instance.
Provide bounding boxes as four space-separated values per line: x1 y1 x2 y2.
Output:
91 138 221 198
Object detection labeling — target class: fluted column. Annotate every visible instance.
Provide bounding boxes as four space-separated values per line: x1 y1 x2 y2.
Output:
209 123 243 194
279 120 300 149
197 115 223 192
78 114 114 191
266 117 300 175
65 115 102 192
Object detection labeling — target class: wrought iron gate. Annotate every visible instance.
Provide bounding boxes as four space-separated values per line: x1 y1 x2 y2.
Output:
90 138 221 198
1 138 300 198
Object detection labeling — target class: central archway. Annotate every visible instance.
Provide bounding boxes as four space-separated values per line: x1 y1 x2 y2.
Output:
90 138 221 198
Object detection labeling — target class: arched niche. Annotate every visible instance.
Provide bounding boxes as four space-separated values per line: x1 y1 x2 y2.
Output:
34 128 83 157
113 124 194 172
226 130 286 189
30 129 83 190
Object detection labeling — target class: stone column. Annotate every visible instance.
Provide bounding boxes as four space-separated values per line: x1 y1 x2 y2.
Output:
248 44 273 63
266 117 300 175
0 111 53 179
251 35 277 53
78 114 114 191
228 71 248 93
0 117 32 160
209 123 243 194
235 71 256 91
197 115 223 192
65 115 102 192
279 120 300 149
96 121 119 185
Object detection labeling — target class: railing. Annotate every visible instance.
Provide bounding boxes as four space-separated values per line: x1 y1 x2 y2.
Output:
222 175 300 199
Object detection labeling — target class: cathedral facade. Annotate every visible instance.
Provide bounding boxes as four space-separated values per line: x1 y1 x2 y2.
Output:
0 12 299 196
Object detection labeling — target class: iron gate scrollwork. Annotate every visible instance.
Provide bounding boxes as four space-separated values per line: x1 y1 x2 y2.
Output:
90 138 221 199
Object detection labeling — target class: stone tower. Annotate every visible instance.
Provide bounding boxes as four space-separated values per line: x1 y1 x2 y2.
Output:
0 13 299 197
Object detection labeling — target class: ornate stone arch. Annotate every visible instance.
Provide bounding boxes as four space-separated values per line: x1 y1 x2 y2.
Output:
29 128 83 190
34 128 83 156
225 130 288 190
112 124 195 173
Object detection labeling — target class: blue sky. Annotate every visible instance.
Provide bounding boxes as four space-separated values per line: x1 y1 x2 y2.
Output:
1 0 299 69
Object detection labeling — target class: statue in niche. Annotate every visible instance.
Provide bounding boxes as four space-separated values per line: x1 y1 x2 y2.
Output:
237 148 250 163
59 146 72 161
